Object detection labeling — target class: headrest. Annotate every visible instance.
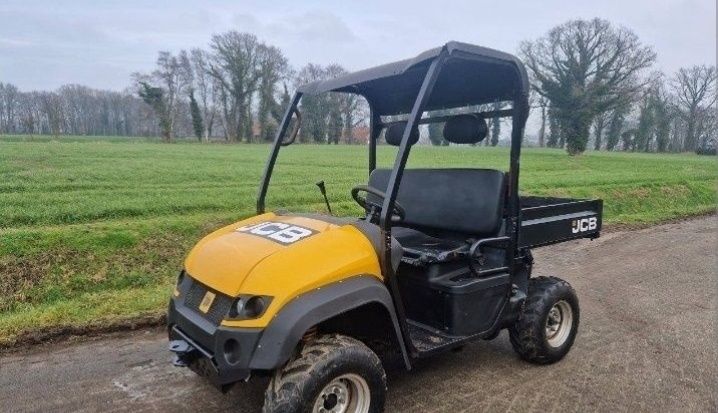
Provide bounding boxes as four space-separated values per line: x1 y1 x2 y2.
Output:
443 114 488 144
385 122 419 146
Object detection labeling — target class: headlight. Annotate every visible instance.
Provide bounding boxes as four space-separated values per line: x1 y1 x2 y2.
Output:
244 296 267 318
229 295 272 320
234 297 246 315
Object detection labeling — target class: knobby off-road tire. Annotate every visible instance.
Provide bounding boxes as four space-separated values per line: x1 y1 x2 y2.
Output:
263 334 387 413
509 276 580 364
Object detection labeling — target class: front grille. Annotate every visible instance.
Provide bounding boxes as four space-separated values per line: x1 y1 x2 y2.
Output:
184 279 233 325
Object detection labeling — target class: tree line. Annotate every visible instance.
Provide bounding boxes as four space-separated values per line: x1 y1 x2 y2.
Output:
0 31 366 144
521 18 716 155
0 83 159 137
1 20 715 154
130 32 365 144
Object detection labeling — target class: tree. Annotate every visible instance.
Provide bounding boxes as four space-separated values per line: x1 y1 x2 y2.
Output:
325 65 347 144
520 18 655 155
489 101 504 146
671 65 717 151
628 75 677 153
604 104 629 151
261 82 295 142
427 121 447 146
327 100 343 144
133 50 192 141
294 64 353 144
340 93 366 144
38 92 64 136
189 90 204 141
653 94 672 153
634 91 655 152
138 82 171 141
190 49 218 140
3 83 159 137
257 45 290 142
0 83 19 134
546 105 561 148
208 32 263 142
535 94 548 147
295 64 329 143
17 92 38 134
646 76 674 153
695 107 716 154
592 111 611 150
620 129 635 150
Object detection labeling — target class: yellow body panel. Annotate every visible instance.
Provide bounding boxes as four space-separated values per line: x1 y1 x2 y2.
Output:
184 213 382 328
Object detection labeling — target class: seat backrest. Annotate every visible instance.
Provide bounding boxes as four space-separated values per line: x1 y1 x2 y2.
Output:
368 168 506 236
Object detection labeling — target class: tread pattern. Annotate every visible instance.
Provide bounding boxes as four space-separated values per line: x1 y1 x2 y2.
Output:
263 334 386 413
509 276 580 364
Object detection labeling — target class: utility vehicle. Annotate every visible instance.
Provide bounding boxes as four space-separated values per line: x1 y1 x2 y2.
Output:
168 42 603 413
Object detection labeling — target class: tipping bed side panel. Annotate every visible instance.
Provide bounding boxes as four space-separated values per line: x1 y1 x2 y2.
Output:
519 199 603 248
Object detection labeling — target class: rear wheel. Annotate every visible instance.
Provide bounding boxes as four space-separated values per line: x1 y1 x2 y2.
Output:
509 276 579 364
263 334 386 413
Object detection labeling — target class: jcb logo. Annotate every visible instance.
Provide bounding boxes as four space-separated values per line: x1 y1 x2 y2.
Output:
236 221 315 244
572 217 597 234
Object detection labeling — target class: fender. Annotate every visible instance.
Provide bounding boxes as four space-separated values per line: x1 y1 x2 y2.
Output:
248 275 411 370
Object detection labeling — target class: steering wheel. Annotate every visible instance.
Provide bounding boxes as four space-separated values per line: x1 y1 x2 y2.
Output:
351 185 406 223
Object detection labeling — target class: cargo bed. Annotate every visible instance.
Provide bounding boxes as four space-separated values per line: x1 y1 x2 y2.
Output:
519 196 603 248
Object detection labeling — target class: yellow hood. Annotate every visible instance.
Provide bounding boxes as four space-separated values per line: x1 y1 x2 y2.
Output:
184 213 382 326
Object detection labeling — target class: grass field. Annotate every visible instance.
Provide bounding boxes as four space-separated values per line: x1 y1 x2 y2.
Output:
1 137 716 346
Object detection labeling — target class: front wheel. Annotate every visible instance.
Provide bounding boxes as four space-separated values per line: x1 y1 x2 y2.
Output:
263 334 386 413
509 276 580 364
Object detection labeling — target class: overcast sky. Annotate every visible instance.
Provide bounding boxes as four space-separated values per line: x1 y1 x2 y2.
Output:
0 0 715 91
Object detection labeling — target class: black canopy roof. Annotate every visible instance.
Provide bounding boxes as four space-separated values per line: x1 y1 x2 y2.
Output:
297 41 529 116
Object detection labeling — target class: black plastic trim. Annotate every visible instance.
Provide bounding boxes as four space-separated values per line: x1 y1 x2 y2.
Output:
167 299 262 386
250 275 411 370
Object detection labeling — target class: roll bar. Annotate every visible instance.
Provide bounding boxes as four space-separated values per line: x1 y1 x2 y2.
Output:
256 43 530 356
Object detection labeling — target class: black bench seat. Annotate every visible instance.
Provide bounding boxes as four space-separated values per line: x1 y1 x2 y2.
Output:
368 168 506 265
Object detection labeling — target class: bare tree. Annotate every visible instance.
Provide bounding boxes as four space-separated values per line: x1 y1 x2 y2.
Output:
592 111 610 150
520 18 655 155
189 49 218 140
341 94 367 144
2 84 151 136
648 76 674 153
694 106 716 153
325 64 347 145
604 103 630 151
535 94 548 147
257 45 290 142
488 101 508 146
671 65 717 151
133 51 192 141
0 83 20 134
137 83 171 140
292 63 364 144
295 63 332 143
634 89 655 152
208 32 263 142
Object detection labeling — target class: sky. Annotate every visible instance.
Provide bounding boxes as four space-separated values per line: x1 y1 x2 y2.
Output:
0 0 715 92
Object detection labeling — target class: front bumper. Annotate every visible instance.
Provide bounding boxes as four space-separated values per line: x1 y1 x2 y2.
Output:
167 297 263 387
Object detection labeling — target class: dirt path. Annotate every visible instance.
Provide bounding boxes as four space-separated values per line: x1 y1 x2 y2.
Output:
1 216 716 412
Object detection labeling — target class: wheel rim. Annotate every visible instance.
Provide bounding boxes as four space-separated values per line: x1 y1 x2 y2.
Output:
545 300 573 348
312 373 371 413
